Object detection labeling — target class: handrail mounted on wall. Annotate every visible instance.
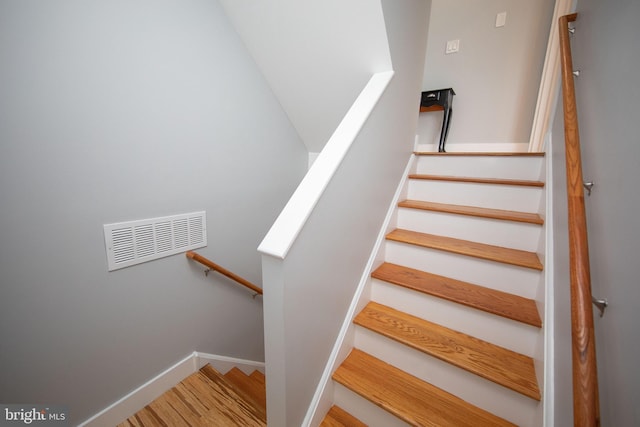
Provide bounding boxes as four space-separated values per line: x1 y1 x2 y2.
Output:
186 251 263 297
558 13 600 427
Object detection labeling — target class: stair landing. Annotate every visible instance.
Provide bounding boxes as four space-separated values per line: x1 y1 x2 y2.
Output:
117 365 266 427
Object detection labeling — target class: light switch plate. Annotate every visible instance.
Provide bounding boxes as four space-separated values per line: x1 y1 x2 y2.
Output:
496 12 507 27
445 39 460 54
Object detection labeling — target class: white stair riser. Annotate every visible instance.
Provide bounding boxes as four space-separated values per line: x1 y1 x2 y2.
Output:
326 155 547 426
384 241 542 299
414 142 530 154
354 329 539 427
407 180 543 212
370 279 540 356
415 155 544 181
396 208 543 252
333 383 409 427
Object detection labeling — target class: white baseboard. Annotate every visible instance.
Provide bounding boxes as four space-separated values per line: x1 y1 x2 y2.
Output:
79 353 197 427
415 142 529 153
79 352 264 427
195 351 265 376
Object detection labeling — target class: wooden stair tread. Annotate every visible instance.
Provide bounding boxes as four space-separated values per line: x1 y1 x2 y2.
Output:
199 364 266 423
146 392 199 426
355 302 541 400
387 228 543 270
223 367 267 418
372 262 542 327
399 199 544 225
409 174 545 187
414 152 545 157
333 349 516 427
319 405 368 427
249 369 265 386
118 380 209 426
119 405 167 427
119 366 266 427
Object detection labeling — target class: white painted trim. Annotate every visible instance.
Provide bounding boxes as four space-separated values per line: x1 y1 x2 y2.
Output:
528 0 575 152
78 352 265 426
195 351 265 375
543 134 555 426
301 154 416 427
258 71 395 259
415 142 529 153
79 352 198 427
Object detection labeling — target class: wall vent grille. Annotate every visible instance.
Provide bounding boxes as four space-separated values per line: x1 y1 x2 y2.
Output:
103 211 207 271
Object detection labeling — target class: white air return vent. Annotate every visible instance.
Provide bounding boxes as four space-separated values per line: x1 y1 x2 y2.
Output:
103 211 207 271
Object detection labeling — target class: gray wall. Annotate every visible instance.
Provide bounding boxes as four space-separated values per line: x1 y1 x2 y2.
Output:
420 0 554 148
218 0 392 153
551 0 640 425
0 0 307 424
550 99 573 427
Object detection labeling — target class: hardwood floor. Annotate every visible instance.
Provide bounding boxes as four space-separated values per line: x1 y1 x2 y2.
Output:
117 365 266 427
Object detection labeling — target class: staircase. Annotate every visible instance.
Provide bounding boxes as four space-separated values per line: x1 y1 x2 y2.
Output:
118 364 266 426
320 152 546 427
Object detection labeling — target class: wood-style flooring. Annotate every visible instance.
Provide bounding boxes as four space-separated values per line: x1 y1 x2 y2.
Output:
117 365 266 427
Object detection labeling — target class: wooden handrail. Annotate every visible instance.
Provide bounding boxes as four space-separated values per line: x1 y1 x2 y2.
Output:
558 13 600 427
186 251 263 296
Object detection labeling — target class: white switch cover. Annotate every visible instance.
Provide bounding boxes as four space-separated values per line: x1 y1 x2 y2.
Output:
496 12 507 27
445 39 460 54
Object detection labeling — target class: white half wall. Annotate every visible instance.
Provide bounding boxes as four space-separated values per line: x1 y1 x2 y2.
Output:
419 0 555 149
258 1 431 425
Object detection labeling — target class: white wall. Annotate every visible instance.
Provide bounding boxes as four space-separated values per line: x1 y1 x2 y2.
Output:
0 1 307 424
217 0 392 153
418 0 554 150
259 1 431 425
